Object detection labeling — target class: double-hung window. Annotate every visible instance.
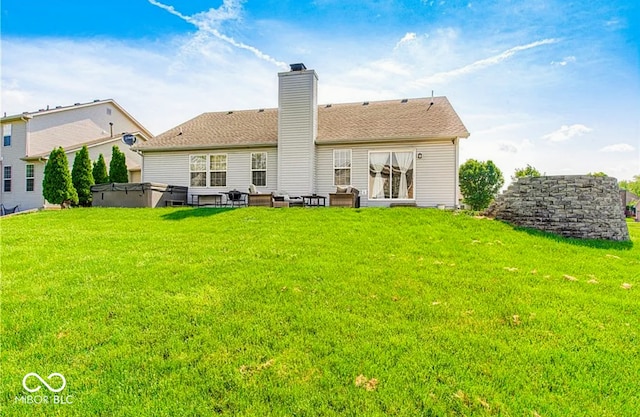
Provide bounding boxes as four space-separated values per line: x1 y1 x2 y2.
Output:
368 151 414 200
190 154 227 187
189 155 207 187
26 164 35 192
333 149 352 186
3 124 11 147
3 166 11 192
251 152 267 187
209 154 227 187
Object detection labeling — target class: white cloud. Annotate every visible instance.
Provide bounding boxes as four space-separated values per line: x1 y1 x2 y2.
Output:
599 143 636 153
394 32 417 50
551 56 576 66
148 0 288 70
413 38 558 86
542 124 593 142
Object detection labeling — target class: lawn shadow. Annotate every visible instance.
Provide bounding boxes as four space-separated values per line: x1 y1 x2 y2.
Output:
511 224 634 250
161 207 234 220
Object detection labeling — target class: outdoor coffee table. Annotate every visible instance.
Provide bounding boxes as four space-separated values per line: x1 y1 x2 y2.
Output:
302 195 326 207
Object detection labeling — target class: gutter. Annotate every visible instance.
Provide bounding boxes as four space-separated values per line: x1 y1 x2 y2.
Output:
134 142 278 153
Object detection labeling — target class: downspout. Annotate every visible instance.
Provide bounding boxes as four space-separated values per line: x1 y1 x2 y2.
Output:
453 137 459 209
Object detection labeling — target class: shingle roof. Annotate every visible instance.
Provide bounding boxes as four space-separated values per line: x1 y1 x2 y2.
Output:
137 96 469 151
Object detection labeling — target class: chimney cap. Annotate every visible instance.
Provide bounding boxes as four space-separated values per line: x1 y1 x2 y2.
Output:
289 63 307 71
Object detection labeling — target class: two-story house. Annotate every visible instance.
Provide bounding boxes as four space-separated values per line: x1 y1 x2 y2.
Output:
1 99 152 211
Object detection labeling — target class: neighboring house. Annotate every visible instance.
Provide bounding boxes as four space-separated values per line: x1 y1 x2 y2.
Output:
620 189 639 220
136 64 470 207
1 99 152 211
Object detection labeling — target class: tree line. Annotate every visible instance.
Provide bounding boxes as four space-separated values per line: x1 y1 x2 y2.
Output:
43 145 129 207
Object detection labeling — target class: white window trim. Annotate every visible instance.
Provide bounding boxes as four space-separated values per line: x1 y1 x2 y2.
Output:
189 154 228 188
209 153 228 187
3 166 12 193
189 154 207 188
26 164 35 192
250 152 268 187
367 149 416 201
333 149 352 187
3 124 11 147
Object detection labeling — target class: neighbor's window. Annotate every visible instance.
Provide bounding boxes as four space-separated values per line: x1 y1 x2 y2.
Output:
3 124 11 147
189 155 207 187
3 166 11 192
333 149 352 186
368 151 414 199
251 152 267 187
26 164 35 192
209 154 227 187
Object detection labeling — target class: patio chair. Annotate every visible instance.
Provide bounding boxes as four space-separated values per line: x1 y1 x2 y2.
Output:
329 186 360 208
0 204 19 216
248 185 273 207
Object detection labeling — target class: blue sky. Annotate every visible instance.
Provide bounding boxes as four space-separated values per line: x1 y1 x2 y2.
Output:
2 0 638 183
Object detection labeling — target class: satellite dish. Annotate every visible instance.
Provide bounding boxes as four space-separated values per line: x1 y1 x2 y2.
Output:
122 134 136 146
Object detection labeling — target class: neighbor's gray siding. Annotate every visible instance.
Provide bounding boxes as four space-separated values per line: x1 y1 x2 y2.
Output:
277 69 318 195
316 140 457 207
0 121 32 208
142 147 278 200
28 103 141 156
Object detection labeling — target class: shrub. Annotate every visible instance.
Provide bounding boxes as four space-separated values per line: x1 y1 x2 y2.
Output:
109 146 129 183
42 147 78 207
459 159 504 211
72 145 95 206
93 153 109 184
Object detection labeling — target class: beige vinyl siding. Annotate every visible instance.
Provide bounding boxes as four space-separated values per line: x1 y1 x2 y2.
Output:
142 147 278 199
415 141 457 207
28 103 141 156
316 140 457 207
277 70 317 195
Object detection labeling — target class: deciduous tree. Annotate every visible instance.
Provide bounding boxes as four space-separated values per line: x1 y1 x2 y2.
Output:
512 164 543 181
459 159 504 211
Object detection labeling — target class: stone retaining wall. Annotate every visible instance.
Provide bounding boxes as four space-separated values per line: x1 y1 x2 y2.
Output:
485 175 629 241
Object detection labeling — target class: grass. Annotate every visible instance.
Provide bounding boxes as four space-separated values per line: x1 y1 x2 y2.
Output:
1 207 639 416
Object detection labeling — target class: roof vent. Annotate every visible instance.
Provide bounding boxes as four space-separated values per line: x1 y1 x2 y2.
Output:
289 63 307 72
363 101 369 106
401 99 408 103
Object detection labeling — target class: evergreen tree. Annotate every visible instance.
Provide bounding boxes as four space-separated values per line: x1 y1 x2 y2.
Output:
93 153 109 184
459 159 504 211
71 145 95 206
109 146 129 183
42 147 78 207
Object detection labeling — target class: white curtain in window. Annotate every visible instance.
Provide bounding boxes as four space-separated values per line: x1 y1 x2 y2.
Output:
395 152 414 199
370 153 388 198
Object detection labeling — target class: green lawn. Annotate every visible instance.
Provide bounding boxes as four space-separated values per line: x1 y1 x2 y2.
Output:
1 207 638 416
